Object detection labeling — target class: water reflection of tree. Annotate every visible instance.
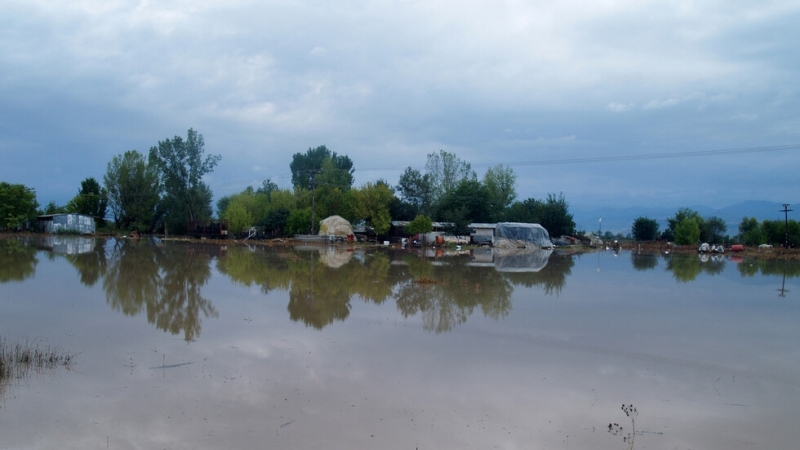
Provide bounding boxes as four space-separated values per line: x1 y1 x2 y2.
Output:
217 247 395 329
395 256 514 333
215 246 294 294
215 247 576 332
63 239 107 286
737 257 800 278
664 254 725 282
501 253 574 296
630 252 659 272
103 240 217 341
287 250 395 328
287 251 352 328
0 239 38 283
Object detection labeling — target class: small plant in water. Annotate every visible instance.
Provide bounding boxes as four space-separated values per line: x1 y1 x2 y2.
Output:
607 403 637 449
0 336 76 384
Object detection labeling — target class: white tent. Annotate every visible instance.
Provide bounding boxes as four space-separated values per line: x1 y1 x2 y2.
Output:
318 215 353 236
493 222 554 249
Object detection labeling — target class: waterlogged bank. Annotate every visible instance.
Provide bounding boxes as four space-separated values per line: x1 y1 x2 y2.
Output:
0 236 798 448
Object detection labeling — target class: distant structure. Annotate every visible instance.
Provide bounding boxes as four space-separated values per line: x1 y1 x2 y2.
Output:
37 213 96 234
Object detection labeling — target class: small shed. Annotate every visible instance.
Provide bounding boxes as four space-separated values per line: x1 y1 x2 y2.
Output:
37 214 96 234
389 221 454 238
468 223 497 237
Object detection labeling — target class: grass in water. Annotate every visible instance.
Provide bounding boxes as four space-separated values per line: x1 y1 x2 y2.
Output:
0 336 76 384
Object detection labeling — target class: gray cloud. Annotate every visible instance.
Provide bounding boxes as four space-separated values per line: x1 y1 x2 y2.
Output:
1 0 799 208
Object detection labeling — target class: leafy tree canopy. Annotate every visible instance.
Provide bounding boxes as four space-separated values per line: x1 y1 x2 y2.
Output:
289 145 354 191
425 150 475 204
396 167 434 218
665 208 703 241
632 217 660 241
483 164 517 222
405 215 433 235
674 217 701 245
66 177 108 226
0 182 38 230
437 178 492 226
148 128 220 225
349 182 394 235
104 150 161 231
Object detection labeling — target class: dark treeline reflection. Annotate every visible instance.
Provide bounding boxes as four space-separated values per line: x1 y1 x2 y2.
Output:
395 255 514 333
0 238 38 283
102 240 218 341
736 257 800 278
628 250 800 282
666 253 725 282
63 239 108 286
500 251 574 296
217 247 397 329
631 252 659 272
218 246 574 333
2 237 576 335
629 251 727 282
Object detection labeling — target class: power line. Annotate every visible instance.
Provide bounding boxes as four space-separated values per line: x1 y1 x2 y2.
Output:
211 143 800 190
358 144 800 171
507 144 800 167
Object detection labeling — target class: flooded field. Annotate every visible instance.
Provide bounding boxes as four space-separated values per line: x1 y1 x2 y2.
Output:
1 236 799 449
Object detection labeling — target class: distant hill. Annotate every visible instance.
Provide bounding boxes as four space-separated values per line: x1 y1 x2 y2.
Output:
571 201 797 236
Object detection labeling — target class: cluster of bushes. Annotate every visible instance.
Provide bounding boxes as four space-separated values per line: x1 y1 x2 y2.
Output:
632 207 799 247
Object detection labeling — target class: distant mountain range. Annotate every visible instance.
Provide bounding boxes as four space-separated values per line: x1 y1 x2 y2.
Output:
571 200 797 236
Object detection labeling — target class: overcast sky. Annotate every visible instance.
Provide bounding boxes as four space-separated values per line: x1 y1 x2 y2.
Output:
2 0 799 210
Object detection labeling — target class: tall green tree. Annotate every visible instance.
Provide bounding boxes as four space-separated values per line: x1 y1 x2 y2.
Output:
289 145 354 190
43 201 67 215
425 150 475 205
148 129 221 232
674 217 701 245
285 208 314 235
0 182 38 230
349 182 394 235
738 217 765 246
104 150 161 231
631 217 660 241
538 193 575 237
701 216 727 243
437 178 492 227
505 198 541 223
224 200 254 235
483 164 517 222
396 167 434 218
66 177 109 226
404 214 433 235
664 208 704 241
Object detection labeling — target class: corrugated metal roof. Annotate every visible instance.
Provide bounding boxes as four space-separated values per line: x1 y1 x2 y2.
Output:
468 223 496 229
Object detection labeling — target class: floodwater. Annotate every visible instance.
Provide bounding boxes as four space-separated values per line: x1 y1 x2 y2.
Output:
1 236 799 450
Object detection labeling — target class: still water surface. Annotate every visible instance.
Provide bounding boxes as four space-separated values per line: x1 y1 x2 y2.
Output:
1 236 799 449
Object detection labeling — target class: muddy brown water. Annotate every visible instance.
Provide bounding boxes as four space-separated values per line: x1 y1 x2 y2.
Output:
1 236 799 449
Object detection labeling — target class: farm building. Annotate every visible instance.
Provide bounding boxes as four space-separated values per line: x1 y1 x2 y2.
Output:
37 214 96 234
389 220 454 237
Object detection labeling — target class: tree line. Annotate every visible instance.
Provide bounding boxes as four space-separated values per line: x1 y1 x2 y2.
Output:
1 129 220 235
1 132 576 237
217 147 576 237
631 207 799 247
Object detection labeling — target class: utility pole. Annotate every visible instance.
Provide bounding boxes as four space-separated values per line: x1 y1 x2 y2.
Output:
780 204 793 248
308 170 322 234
